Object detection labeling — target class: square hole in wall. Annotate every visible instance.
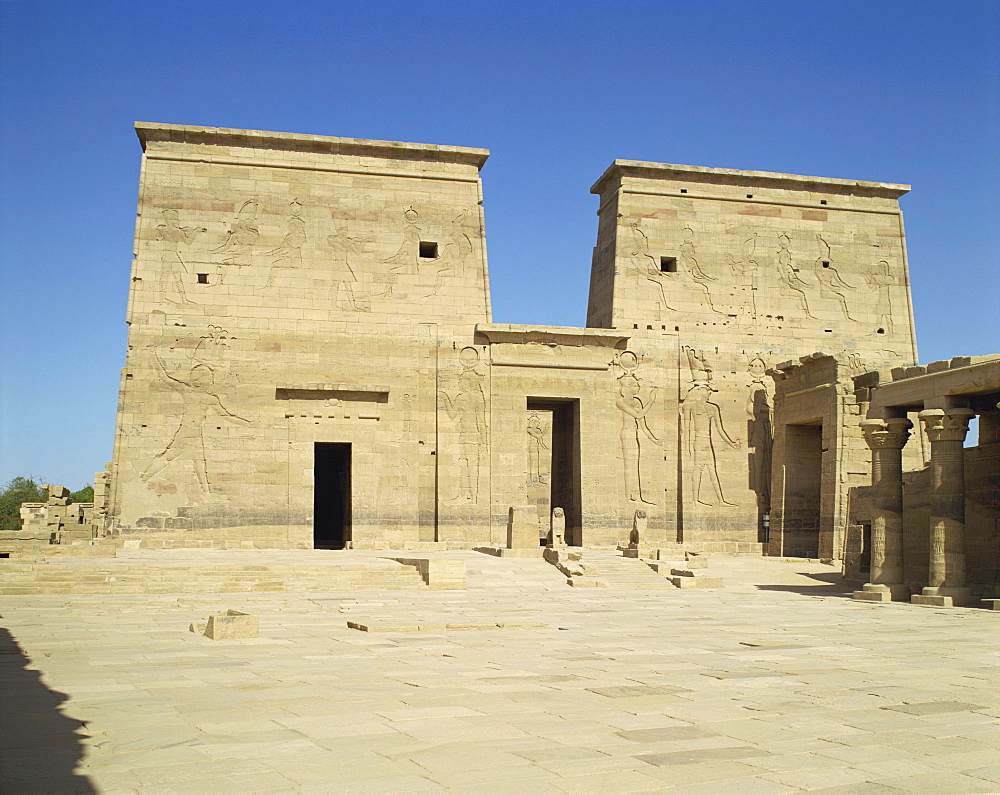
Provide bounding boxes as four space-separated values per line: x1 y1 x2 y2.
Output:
419 241 438 258
197 273 209 284
820 199 828 205
660 256 677 272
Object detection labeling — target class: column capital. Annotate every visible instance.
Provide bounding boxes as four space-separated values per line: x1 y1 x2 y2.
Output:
860 418 912 451
918 407 976 443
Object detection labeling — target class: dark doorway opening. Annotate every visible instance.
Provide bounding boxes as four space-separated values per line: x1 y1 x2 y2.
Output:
527 398 582 545
314 442 351 549
782 423 822 557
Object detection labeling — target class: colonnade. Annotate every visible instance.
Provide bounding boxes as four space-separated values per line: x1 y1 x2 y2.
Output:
853 406 977 607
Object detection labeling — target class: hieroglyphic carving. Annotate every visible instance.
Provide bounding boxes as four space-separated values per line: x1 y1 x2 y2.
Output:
438 346 487 503
614 351 659 505
156 210 207 304
527 411 549 484
213 197 260 266
264 199 306 286
776 232 814 318
746 355 772 511
142 331 251 493
866 260 894 334
681 347 739 506
814 235 855 320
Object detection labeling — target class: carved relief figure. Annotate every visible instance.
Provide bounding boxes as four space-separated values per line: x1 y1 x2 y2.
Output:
214 197 260 266
681 347 739 506
776 232 814 318
746 356 773 511
729 233 761 324
264 199 306 286
614 351 659 505
156 209 207 304
382 206 422 293
680 226 724 314
814 236 855 320
527 411 549 484
424 209 474 297
438 346 487 503
627 220 676 314
142 346 251 493
866 260 894 333
327 224 375 310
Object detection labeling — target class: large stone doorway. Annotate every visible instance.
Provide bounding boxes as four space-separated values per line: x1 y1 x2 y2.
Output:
782 423 822 557
314 442 351 549
527 399 582 545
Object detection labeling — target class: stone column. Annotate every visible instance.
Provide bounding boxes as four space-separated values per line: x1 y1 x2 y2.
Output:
912 407 977 607
853 417 911 602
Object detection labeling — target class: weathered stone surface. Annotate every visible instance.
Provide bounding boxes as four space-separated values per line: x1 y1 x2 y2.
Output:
194 609 259 639
102 123 921 555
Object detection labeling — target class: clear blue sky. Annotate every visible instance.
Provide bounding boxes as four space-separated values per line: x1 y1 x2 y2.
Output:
1 1 998 489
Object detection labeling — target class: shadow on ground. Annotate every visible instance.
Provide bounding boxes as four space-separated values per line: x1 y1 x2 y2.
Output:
0 622 95 793
754 570 856 598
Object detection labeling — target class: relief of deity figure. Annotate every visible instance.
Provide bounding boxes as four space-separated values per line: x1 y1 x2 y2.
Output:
615 351 660 505
814 236 855 321
438 347 487 503
264 199 306 286
527 411 549 484
776 232 815 318
213 197 260 266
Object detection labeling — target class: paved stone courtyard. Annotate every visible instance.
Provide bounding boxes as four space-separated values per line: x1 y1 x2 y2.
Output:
3 553 1000 793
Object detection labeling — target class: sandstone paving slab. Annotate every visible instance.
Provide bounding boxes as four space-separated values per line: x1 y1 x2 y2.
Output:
762 765 882 791
872 770 1000 791
5 557 1000 792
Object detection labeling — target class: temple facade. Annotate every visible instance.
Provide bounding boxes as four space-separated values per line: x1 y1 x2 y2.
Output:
105 123 920 552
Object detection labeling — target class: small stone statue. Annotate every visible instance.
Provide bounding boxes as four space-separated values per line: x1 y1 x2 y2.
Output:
549 507 566 547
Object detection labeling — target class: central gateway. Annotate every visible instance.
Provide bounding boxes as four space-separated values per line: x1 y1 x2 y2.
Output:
103 123 918 552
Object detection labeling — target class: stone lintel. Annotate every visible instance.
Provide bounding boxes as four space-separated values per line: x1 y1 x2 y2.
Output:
476 324 630 348
871 357 1000 414
135 122 490 169
590 160 910 198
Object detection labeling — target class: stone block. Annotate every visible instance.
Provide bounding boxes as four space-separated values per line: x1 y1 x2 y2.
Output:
192 610 259 639
669 575 724 589
982 599 1000 611
911 594 954 608
506 505 538 550
389 557 466 589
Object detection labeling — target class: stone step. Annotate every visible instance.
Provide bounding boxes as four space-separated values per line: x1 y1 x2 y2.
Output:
0 556 427 595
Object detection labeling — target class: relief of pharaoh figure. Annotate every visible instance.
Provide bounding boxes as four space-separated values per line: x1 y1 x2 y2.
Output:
156 209 206 304
682 382 740 506
866 259 894 333
142 351 251 493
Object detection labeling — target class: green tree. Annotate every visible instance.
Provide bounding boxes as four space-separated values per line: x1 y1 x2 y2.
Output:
0 476 48 533
70 485 94 503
